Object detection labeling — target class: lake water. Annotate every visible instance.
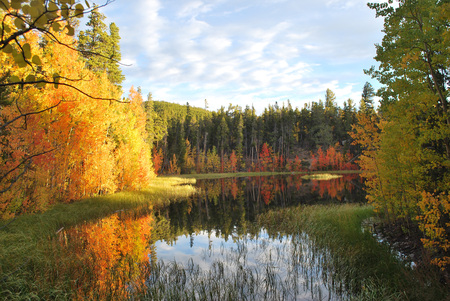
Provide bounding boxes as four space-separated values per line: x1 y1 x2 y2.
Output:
149 174 365 300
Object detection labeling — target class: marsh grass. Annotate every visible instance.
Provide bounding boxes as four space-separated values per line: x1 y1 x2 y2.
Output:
143 231 340 301
143 204 448 300
0 177 197 300
258 204 448 300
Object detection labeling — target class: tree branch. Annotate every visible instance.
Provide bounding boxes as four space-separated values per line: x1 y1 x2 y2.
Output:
0 99 62 132
0 148 56 186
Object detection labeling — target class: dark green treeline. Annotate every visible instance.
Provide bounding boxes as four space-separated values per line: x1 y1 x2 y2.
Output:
144 87 373 174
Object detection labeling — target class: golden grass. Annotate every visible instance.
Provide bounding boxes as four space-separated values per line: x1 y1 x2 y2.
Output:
301 173 343 180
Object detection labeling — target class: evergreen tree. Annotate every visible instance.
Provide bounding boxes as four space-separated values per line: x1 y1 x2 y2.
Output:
78 8 124 88
106 23 125 87
360 82 375 114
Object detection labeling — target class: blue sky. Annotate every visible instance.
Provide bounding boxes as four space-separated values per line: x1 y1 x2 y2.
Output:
97 0 385 113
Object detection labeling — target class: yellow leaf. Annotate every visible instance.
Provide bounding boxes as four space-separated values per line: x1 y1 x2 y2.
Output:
10 75 20 83
48 1 57 11
0 0 10 11
61 5 69 18
22 4 30 15
11 0 22 10
36 78 46 88
65 24 75 36
75 3 84 18
35 13 48 27
22 43 31 59
53 72 60 88
13 52 26 66
52 21 61 32
29 6 39 19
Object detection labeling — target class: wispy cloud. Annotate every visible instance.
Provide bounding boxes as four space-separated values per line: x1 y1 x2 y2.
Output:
102 0 384 112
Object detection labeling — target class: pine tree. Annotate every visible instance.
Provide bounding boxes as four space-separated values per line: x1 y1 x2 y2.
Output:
106 23 125 88
78 8 124 89
360 82 375 114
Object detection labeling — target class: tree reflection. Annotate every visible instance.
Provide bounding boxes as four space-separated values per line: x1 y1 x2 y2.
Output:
57 211 153 300
154 174 364 245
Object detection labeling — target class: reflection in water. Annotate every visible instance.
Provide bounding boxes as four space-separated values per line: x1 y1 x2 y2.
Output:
150 174 364 300
54 174 364 299
58 211 153 300
150 229 347 300
156 174 364 243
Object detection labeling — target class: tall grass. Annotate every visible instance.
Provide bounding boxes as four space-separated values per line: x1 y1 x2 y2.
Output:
259 204 448 301
142 231 341 301
140 204 448 300
0 177 197 300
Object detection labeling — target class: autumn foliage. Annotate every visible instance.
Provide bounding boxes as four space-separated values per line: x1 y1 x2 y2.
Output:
352 112 450 270
0 29 154 219
310 145 358 171
58 211 153 299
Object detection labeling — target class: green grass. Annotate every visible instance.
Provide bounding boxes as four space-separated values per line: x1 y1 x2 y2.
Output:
173 169 361 180
136 203 448 300
0 177 197 300
257 204 448 301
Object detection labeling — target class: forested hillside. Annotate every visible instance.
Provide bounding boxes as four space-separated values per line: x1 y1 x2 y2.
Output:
147 87 367 175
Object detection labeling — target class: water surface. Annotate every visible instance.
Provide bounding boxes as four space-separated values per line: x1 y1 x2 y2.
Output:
150 174 364 300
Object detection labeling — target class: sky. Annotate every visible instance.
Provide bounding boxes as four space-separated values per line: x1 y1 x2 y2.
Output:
95 0 385 113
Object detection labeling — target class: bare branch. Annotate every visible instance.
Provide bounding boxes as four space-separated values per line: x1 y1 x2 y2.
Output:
0 148 56 194
0 80 129 103
0 99 62 132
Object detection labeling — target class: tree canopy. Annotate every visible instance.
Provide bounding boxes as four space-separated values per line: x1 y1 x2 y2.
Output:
355 0 450 270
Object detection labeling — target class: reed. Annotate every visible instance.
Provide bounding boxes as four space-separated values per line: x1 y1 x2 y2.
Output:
140 204 448 300
258 204 448 301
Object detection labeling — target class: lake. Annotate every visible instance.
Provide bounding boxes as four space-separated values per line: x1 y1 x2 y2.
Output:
147 174 366 300
56 173 447 300
60 173 425 300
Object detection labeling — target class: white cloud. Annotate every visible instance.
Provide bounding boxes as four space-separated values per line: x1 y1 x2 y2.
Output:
99 0 384 113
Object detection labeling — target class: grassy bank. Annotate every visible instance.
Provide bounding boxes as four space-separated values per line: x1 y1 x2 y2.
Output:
142 204 448 300
139 203 449 300
301 173 343 180
0 177 197 300
258 204 448 301
174 169 361 180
